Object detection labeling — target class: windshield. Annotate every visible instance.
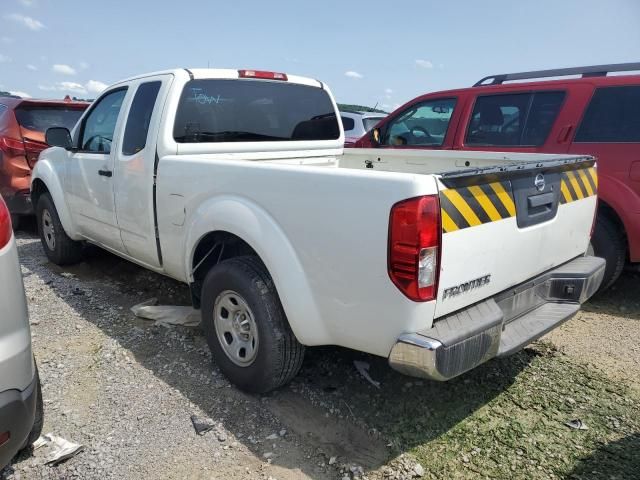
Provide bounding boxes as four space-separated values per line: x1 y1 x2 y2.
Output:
362 116 384 132
15 106 86 133
174 79 339 143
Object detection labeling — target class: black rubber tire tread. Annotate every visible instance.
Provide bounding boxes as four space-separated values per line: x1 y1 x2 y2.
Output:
591 213 626 291
36 193 83 265
19 363 44 451
201 255 305 393
26 366 44 445
10 214 20 231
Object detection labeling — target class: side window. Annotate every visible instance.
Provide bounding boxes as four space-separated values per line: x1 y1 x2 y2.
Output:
466 92 564 146
575 86 640 143
383 98 456 146
79 88 127 153
0 104 7 120
522 92 566 145
341 116 355 132
122 81 161 155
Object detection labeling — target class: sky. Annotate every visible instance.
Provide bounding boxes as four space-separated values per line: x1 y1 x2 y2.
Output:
1 0 640 111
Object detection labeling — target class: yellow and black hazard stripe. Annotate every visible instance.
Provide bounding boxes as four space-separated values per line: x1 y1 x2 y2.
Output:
559 166 598 204
440 180 516 233
439 166 598 234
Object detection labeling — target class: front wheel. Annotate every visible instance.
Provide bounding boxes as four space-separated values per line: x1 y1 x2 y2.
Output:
201 256 305 393
36 193 83 265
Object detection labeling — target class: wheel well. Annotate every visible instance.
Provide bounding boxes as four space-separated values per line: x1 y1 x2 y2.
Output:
189 231 259 308
597 200 629 254
30 179 49 209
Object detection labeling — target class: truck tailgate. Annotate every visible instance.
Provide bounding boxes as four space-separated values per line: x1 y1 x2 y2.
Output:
435 156 597 317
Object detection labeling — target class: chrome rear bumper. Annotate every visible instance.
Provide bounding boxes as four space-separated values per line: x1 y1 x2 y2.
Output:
388 256 605 381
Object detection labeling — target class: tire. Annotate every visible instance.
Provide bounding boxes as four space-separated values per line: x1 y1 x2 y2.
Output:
36 193 83 265
201 256 305 393
10 214 20 231
20 364 44 451
591 213 626 290
26 368 44 446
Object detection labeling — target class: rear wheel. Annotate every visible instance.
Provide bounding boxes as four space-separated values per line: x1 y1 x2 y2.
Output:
26 368 43 446
591 214 626 290
20 364 44 451
10 214 20 231
201 256 305 393
36 193 83 265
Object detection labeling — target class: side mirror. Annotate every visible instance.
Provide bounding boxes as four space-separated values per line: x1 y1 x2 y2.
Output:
370 127 381 147
45 127 73 150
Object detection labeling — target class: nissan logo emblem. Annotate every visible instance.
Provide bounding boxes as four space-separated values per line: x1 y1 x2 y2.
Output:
534 173 546 192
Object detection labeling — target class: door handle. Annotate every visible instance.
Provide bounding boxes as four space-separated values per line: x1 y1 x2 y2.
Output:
98 169 113 178
557 125 574 143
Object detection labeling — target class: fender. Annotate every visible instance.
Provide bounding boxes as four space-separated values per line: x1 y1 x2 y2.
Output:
183 195 330 346
31 152 82 241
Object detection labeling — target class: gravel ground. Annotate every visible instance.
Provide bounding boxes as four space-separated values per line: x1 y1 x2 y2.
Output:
545 269 640 392
2 227 639 479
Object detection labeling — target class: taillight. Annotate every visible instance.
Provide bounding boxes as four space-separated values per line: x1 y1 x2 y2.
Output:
0 136 26 156
238 69 288 81
388 195 441 301
0 195 12 249
23 138 48 163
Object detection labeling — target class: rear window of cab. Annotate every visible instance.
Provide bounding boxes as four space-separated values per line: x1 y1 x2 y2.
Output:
173 79 340 143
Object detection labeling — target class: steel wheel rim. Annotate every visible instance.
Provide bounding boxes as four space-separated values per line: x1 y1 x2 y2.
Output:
213 290 259 367
42 209 55 251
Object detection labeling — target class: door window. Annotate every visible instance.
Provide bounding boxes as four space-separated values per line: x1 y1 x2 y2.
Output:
122 81 161 155
383 98 456 146
466 91 565 146
575 86 640 143
79 88 127 153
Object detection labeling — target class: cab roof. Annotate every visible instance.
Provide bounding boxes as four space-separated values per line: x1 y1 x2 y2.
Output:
113 68 323 89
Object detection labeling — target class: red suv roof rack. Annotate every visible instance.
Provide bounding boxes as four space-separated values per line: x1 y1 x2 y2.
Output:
473 62 640 87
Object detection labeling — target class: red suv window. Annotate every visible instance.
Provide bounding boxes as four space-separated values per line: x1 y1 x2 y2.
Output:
466 91 565 147
575 85 640 143
382 98 456 147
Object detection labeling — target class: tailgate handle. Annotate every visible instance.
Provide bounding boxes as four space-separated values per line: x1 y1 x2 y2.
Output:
528 192 554 208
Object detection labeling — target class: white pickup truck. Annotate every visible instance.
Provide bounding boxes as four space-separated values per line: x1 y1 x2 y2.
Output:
32 68 604 393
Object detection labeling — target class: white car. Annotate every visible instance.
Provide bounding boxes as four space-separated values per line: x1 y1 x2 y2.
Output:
0 196 42 468
340 110 386 145
32 68 604 393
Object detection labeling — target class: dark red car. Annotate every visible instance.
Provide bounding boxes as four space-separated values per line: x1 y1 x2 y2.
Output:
354 63 640 290
0 96 88 228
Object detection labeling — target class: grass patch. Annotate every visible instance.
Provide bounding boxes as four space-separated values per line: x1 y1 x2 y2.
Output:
331 343 640 479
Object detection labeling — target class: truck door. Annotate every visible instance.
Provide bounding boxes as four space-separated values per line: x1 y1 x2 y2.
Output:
66 87 129 252
113 74 173 268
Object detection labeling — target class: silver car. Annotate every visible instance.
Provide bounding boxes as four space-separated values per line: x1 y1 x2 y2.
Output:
340 110 386 146
0 195 42 468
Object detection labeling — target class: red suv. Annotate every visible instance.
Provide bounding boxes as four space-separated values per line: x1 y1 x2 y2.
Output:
355 63 640 290
0 96 88 228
